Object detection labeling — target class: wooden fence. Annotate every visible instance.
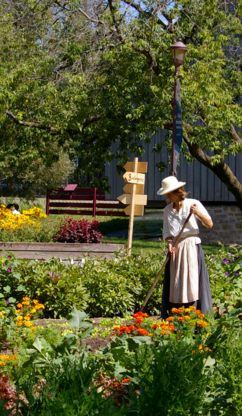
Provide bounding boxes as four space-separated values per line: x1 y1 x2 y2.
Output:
46 185 126 217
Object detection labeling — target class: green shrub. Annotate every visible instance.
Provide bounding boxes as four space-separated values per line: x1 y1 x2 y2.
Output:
0 250 165 318
16 258 89 318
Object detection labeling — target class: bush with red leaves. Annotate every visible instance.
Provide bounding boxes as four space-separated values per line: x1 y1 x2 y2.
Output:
0 374 28 415
53 219 103 243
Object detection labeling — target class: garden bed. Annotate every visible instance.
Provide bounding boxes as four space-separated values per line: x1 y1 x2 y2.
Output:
0 242 126 261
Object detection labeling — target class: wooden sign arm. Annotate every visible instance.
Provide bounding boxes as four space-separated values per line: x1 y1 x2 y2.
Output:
139 211 193 312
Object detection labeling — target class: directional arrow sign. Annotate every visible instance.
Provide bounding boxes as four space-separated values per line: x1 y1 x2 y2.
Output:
124 205 144 216
117 194 147 205
123 184 145 194
123 172 145 184
124 161 148 173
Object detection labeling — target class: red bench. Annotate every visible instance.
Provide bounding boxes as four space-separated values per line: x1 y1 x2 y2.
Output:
46 185 126 217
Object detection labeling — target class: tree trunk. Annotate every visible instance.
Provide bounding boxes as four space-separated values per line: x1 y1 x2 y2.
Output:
183 136 242 211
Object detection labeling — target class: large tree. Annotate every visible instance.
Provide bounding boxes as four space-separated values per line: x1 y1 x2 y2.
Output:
1 0 242 205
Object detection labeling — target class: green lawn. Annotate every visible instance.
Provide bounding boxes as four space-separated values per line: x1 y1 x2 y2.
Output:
99 216 221 256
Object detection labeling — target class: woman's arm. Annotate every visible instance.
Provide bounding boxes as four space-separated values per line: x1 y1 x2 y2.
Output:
190 204 213 228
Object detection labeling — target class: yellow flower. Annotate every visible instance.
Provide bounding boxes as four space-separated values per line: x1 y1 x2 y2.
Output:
24 321 33 327
39 303 45 309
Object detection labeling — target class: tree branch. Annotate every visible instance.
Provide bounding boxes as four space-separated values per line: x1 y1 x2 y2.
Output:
132 46 160 76
231 124 242 145
6 111 58 134
54 0 104 24
122 0 167 29
182 122 242 208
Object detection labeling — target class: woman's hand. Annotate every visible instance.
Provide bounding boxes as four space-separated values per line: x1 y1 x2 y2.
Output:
190 204 213 228
168 243 176 254
190 204 199 215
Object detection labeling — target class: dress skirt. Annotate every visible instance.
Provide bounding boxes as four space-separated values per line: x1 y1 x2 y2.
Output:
161 243 212 319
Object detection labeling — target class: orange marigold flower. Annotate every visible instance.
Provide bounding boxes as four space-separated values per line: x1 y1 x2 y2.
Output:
205 347 212 352
121 378 130 383
124 327 133 333
184 315 191 321
32 300 38 304
195 310 202 315
135 318 143 324
32 326 36 330
198 345 203 350
113 382 119 386
153 323 160 329
22 297 30 301
165 316 175 322
137 328 148 336
189 306 196 311
133 312 149 318
148 333 152 337
177 317 185 322
17 303 22 308
198 320 209 328
171 308 179 314
168 324 176 331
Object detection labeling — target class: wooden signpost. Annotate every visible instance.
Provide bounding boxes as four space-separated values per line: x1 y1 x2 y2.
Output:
117 157 148 256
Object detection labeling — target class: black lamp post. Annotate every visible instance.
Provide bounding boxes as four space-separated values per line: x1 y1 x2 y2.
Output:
170 40 188 175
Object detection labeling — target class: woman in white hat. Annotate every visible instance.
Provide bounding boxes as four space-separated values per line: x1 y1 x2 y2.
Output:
157 176 213 318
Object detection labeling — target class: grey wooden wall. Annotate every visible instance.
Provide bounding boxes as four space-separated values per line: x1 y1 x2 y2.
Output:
105 129 242 204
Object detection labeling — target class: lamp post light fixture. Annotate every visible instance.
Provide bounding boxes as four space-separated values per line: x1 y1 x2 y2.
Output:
170 40 188 175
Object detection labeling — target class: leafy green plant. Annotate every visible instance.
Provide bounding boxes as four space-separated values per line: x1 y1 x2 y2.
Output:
16 258 89 318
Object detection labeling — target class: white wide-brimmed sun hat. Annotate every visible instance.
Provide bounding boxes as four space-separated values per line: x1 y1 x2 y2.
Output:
157 176 186 196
